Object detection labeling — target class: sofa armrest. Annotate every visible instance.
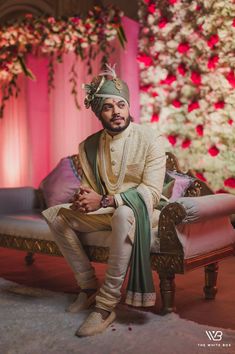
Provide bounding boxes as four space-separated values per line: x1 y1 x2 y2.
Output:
158 197 235 260
184 171 214 197
0 187 40 214
177 194 235 223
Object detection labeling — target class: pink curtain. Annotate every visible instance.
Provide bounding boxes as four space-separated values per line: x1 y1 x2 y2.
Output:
0 17 139 188
0 76 30 187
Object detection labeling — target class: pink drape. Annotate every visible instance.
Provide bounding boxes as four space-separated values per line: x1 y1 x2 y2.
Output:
0 17 139 188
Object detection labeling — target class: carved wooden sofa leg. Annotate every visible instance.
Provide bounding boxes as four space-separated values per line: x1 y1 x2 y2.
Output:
25 252 35 266
204 262 218 300
158 272 176 315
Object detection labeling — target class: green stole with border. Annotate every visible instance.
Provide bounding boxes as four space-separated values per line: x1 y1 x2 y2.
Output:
84 131 155 307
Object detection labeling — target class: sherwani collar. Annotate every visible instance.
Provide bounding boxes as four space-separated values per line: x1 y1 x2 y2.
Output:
103 122 132 141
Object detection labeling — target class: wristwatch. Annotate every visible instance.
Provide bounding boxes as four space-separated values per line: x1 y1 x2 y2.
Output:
100 194 109 208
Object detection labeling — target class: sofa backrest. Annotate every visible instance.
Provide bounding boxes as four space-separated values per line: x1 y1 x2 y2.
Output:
0 187 41 214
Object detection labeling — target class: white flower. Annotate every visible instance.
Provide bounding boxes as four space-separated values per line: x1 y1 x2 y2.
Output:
147 15 156 26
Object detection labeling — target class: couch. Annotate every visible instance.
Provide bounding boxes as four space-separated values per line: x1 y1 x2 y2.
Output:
0 152 235 314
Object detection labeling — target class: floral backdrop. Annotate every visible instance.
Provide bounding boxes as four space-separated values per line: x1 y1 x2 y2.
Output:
138 0 235 193
0 5 126 118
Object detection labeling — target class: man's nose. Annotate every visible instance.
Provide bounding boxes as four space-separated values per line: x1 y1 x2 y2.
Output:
113 104 120 114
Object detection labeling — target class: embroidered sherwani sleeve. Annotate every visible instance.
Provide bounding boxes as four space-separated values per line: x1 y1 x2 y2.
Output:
113 193 124 207
139 134 166 208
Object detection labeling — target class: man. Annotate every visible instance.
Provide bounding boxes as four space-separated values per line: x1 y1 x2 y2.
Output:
43 64 166 337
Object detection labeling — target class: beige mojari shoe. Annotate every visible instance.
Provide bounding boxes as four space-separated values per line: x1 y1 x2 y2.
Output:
66 291 98 313
75 311 116 337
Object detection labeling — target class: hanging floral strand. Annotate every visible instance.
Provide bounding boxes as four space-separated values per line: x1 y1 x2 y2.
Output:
0 4 126 118
69 61 80 110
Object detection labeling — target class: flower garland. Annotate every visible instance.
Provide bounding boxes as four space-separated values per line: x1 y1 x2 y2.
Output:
0 5 126 118
138 0 235 194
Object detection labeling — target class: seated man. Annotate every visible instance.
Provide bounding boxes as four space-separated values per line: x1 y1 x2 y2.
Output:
43 64 166 337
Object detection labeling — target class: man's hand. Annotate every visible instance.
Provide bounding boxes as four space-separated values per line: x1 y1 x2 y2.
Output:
70 186 102 213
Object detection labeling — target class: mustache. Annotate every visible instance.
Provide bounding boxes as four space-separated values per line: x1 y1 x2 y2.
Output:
110 115 124 122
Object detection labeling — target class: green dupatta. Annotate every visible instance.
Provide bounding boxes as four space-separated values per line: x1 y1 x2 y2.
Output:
84 131 156 307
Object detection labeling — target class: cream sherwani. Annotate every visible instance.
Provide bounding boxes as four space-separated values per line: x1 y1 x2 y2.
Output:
43 122 166 310
79 123 166 232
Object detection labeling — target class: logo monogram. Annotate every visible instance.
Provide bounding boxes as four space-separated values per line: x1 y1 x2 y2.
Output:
206 331 223 341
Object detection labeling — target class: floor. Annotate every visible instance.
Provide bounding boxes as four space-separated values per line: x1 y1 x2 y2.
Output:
0 247 235 330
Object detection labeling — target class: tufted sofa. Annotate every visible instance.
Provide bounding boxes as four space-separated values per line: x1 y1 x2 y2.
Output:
0 152 235 314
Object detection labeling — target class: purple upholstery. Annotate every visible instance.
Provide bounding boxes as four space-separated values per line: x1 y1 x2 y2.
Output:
167 171 193 201
40 157 81 207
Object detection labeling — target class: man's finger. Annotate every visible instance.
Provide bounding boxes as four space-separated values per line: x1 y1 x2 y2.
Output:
78 207 86 213
70 203 79 211
78 195 87 202
80 186 92 193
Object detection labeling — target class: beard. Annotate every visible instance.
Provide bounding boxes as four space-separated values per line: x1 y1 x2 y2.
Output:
100 115 132 133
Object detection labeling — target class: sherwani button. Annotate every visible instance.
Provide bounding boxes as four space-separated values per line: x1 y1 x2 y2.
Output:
111 160 116 166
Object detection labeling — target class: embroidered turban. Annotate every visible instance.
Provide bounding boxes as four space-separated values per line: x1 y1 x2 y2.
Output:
83 64 130 117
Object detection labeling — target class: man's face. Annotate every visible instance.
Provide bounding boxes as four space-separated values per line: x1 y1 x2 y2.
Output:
99 98 131 133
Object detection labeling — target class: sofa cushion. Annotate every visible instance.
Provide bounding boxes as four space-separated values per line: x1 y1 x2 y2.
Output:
167 171 194 202
40 157 81 208
0 212 160 252
0 212 53 241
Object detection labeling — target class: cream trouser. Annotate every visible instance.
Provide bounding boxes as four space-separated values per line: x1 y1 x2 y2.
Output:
44 205 135 311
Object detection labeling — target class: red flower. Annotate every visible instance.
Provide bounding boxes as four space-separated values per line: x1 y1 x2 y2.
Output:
160 74 176 85
216 189 229 194
172 99 181 108
197 24 203 32
151 113 159 122
158 18 168 28
169 0 177 4
178 63 186 76
140 84 152 92
208 145 219 157
207 34 219 48
149 36 155 42
148 4 156 14
233 19 235 27
188 101 200 112
144 0 150 3
154 52 159 60
226 70 235 88
196 124 204 136
85 23 92 30
137 54 153 67
195 172 207 182
71 17 80 24
214 101 225 109
191 71 201 85
196 5 201 11
151 92 158 97
181 139 191 149
228 118 233 125
25 13 33 19
177 42 190 54
168 135 177 146
224 177 235 188
207 55 219 69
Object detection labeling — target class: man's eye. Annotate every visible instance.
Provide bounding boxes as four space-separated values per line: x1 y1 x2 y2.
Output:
103 105 112 111
118 103 125 108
